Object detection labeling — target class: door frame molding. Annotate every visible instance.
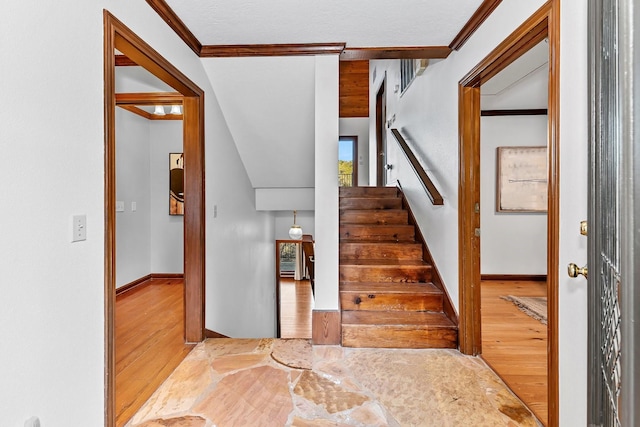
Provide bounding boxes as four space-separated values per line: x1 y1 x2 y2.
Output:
457 1 559 425
375 78 386 186
104 11 206 426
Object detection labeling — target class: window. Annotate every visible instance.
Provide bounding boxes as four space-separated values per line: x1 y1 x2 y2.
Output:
400 59 416 94
338 136 358 187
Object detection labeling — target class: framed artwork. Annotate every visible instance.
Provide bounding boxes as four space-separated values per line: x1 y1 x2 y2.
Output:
169 153 184 215
496 146 548 213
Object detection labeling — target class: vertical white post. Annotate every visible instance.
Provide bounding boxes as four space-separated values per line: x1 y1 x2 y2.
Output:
313 55 340 310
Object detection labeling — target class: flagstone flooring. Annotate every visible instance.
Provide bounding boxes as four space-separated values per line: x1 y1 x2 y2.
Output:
126 338 541 427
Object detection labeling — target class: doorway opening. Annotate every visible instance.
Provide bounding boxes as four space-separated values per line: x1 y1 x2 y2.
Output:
457 3 559 426
339 136 358 187
104 11 205 426
275 239 314 339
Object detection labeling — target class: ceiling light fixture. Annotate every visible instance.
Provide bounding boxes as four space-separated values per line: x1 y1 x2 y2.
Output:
170 105 182 115
288 210 303 240
153 105 166 115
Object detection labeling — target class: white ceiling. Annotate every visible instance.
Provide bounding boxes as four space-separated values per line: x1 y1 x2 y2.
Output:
165 0 484 47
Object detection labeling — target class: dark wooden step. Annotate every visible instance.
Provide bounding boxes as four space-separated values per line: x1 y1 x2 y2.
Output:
339 187 399 198
340 225 415 241
339 197 402 210
340 281 443 312
340 241 423 261
341 311 457 349
340 259 432 283
339 209 408 225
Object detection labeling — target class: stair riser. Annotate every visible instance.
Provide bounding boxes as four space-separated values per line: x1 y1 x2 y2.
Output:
340 266 432 283
339 187 399 198
341 326 457 349
339 198 402 210
340 226 415 241
340 243 422 261
339 210 408 225
340 293 443 311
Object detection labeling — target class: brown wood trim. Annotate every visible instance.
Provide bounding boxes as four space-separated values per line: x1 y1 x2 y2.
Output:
390 129 444 205
458 2 558 426
458 84 482 357
115 274 152 296
481 274 547 282
115 92 183 106
118 105 153 120
144 0 202 56
150 273 185 279
204 329 230 339
449 0 504 51
312 310 341 345
104 12 117 426
460 4 550 88
117 105 183 121
481 109 548 116
547 1 560 425
400 191 458 326
115 54 138 66
105 11 206 425
340 46 451 61
200 43 345 57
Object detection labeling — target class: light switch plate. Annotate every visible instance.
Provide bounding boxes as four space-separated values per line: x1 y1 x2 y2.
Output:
72 215 86 242
131 201 137 212
116 201 125 212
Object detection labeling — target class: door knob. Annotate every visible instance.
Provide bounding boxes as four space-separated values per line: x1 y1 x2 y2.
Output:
385 164 393 170
580 220 587 236
568 263 588 279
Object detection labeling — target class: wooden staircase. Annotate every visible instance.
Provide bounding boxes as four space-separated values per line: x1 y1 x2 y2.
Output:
339 186 458 349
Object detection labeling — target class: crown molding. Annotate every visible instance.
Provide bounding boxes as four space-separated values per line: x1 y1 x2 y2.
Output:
200 43 346 57
145 0 202 55
340 46 451 61
449 0 503 50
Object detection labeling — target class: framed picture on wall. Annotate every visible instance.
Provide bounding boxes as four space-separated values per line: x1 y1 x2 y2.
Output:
496 146 547 213
169 153 184 215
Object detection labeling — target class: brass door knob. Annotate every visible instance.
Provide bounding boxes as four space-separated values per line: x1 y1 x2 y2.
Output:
568 263 588 279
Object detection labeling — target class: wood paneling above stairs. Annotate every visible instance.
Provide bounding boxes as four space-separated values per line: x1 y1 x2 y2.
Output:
339 187 458 349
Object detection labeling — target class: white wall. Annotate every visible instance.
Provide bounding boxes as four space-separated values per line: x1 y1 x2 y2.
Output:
149 120 184 274
116 108 152 287
339 117 370 186
480 115 547 275
0 0 276 424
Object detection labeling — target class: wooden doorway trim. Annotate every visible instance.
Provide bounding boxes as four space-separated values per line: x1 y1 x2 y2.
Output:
457 1 559 425
375 79 386 186
104 11 206 426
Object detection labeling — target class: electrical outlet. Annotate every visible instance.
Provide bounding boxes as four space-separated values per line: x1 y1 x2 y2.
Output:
131 201 137 212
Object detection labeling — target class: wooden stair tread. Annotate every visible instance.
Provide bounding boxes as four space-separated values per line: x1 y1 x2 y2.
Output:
340 259 431 266
339 187 399 198
339 239 421 245
340 281 440 294
339 209 408 225
342 311 456 328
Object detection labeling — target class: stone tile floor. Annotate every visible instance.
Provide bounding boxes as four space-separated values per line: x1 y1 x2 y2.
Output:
127 338 541 427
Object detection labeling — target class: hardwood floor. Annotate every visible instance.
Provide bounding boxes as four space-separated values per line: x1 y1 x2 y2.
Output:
279 278 313 339
481 279 548 426
115 278 194 427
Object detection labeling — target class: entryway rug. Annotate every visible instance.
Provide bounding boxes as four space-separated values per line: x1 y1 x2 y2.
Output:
501 295 547 325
